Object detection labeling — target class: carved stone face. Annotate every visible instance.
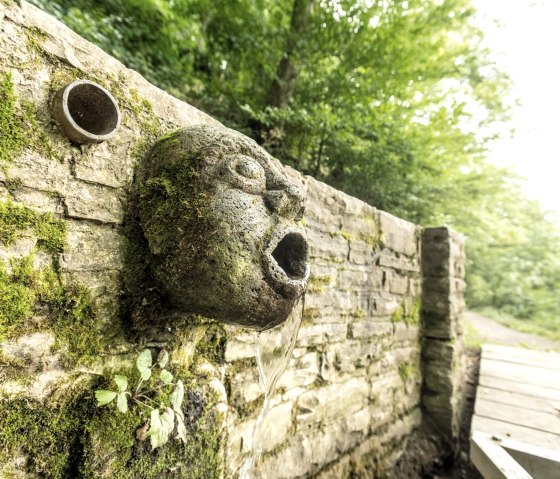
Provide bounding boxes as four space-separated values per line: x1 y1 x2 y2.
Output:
138 125 309 330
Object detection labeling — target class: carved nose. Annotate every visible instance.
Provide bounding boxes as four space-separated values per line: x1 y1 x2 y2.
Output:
265 184 305 220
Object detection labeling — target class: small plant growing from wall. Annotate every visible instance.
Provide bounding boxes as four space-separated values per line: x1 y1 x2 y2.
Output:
95 349 188 450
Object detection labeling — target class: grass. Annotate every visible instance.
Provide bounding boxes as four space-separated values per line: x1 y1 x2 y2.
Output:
463 320 483 349
474 307 560 343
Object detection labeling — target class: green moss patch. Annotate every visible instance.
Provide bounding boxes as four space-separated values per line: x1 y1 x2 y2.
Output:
0 199 66 254
390 297 421 326
0 260 35 339
1 358 224 479
0 396 92 479
398 362 420 383
82 365 223 479
0 73 25 166
307 274 333 294
0 254 103 365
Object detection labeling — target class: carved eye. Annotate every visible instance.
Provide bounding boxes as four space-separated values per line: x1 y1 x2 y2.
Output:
235 158 265 180
221 155 266 195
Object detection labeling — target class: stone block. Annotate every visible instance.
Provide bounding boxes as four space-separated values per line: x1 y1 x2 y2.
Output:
73 141 134 189
393 322 420 342
379 211 419 256
423 338 461 364
296 323 347 347
385 269 409 294
277 352 320 391
377 250 420 272
224 333 256 362
347 239 375 265
296 377 369 424
306 227 349 262
6 186 65 215
349 320 392 340
64 180 124 224
60 220 124 272
322 340 384 379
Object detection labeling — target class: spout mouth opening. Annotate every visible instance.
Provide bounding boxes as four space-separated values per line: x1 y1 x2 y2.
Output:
53 80 121 144
272 232 308 280
264 228 309 299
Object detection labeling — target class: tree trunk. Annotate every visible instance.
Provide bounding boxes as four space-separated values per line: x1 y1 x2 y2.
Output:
267 0 316 108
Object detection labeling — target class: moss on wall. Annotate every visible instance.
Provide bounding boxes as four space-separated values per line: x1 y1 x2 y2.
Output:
0 200 66 253
391 297 421 326
0 73 25 166
0 395 91 479
0 253 104 364
0 362 224 479
0 199 104 364
80 364 224 479
0 259 35 340
307 275 333 294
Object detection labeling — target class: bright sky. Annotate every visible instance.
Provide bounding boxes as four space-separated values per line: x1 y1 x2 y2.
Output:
472 0 560 219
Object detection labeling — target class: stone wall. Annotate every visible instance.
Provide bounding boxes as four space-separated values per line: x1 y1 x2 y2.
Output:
0 2 465 478
421 227 467 442
224 178 424 478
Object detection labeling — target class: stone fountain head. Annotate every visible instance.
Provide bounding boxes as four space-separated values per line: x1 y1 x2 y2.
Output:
138 125 309 331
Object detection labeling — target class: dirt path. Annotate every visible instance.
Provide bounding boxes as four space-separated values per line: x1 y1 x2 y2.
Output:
465 311 560 351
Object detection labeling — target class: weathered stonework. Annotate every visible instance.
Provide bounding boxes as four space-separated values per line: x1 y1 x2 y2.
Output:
138 126 309 331
421 227 467 442
0 2 467 478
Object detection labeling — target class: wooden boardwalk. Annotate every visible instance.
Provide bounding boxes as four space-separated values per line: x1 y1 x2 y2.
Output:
470 344 560 478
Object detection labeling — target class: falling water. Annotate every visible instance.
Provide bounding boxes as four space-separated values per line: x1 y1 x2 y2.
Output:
238 295 305 479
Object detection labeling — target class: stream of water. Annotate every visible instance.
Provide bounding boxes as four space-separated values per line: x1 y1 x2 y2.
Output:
238 295 305 479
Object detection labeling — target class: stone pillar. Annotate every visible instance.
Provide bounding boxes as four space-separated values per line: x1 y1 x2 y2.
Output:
421 227 466 442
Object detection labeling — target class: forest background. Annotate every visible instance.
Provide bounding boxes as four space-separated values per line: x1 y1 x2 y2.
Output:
30 0 560 340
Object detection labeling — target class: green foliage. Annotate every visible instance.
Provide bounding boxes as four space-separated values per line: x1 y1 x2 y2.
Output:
84 358 224 479
95 349 188 450
0 364 224 479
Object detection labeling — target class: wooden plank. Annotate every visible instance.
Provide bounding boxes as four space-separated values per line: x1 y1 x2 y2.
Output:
503 441 560 479
472 415 560 450
475 398 560 435
470 433 532 479
478 386 560 414
484 344 560 361
482 344 560 366
483 351 560 372
479 375 560 401
480 358 560 390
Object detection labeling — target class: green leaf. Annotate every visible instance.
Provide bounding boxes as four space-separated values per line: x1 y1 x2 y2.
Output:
95 390 117 406
161 407 175 436
137 349 153 380
157 349 169 368
116 392 128 413
114 375 128 392
169 379 184 411
160 369 173 384
148 408 172 450
175 412 187 443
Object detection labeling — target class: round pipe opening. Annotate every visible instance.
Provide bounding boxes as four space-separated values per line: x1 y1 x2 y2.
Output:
53 80 121 144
